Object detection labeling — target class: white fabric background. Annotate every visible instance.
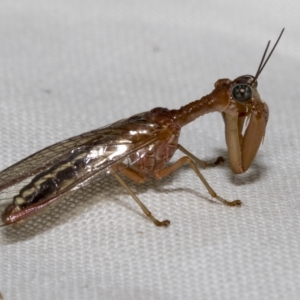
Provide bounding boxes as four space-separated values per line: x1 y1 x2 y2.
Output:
0 1 299 299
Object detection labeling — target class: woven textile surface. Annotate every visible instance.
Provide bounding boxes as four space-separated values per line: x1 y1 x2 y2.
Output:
0 1 299 299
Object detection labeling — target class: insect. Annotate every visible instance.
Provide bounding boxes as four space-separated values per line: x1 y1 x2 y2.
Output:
0 29 284 228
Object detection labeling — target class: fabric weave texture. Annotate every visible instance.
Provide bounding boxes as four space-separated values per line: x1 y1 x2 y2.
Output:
0 1 299 299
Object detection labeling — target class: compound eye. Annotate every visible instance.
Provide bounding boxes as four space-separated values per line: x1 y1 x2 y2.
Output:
232 84 252 102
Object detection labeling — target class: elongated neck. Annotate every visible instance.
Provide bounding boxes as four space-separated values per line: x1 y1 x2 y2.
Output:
170 86 231 127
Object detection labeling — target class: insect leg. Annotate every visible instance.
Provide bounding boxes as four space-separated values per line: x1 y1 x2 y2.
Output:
111 163 146 183
113 173 170 227
177 144 224 168
154 156 242 206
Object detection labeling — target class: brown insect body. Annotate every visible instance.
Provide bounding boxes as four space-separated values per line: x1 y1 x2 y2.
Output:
0 30 283 227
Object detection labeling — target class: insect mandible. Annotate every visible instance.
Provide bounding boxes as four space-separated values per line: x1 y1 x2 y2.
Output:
0 29 284 227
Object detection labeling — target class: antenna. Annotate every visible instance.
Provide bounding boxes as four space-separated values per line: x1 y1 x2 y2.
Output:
252 28 285 86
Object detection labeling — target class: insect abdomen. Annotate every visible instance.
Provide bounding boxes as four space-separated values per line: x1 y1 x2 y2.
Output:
11 142 105 209
13 159 81 208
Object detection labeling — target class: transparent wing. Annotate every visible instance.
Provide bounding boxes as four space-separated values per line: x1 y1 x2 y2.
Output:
0 112 160 226
0 112 150 191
